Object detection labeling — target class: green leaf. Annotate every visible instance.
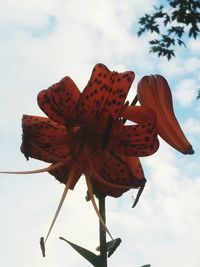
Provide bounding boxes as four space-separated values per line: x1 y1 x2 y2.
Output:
141 265 151 267
177 38 186 47
137 0 200 59
60 237 101 267
96 238 122 257
197 89 200 100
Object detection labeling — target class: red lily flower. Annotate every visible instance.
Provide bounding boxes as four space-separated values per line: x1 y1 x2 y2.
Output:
1 64 193 250
21 63 159 198
20 64 158 240
2 64 159 245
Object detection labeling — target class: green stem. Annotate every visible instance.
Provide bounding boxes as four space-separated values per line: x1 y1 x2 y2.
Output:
98 195 107 267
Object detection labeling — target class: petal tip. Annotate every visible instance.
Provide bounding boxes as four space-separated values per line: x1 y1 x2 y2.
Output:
186 147 195 155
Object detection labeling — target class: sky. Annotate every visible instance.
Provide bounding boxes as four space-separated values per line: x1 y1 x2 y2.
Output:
0 1 200 267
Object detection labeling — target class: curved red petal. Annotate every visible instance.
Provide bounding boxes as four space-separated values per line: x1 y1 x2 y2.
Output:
137 75 194 155
21 115 70 162
88 151 146 197
91 176 129 198
123 105 155 123
78 63 134 133
120 155 145 180
108 106 159 156
37 76 80 125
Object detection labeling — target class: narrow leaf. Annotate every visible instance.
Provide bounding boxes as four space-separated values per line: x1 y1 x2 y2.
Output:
96 238 122 257
60 237 101 267
197 89 200 100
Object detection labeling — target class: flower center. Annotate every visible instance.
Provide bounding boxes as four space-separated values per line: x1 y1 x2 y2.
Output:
67 126 102 161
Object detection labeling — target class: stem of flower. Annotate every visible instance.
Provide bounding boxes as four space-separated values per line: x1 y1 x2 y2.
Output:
98 194 107 267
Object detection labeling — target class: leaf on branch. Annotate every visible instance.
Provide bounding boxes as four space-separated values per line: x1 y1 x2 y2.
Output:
162 34 175 47
164 14 171 26
168 26 184 38
96 238 122 258
138 14 160 35
59 237 101 267
150 45 175 60
189 25 199 39
177 39 186 47
137 0 200 59
197 89 200 100
149 39 159 45
137 28 146 37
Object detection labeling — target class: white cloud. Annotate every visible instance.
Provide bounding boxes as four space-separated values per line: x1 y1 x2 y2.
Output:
174 78 198 107
183 118 200 135
158 57 184 78
183 57 200 74
188 38 200 53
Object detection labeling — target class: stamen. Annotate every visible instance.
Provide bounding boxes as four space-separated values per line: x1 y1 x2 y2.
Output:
0 162 64 175
85 173 113 241
40 237 45 257
43 163 77 243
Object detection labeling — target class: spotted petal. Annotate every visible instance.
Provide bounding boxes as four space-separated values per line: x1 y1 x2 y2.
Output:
89 151 146 197
21 115 71 162
37 77 80 125
78 63 134 133
107 106 159 156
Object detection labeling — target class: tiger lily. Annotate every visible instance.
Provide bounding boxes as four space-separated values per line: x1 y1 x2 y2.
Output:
0 63 158 245
1 63 193 248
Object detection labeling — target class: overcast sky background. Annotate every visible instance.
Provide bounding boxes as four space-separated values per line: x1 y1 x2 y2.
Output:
0 1 200 267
